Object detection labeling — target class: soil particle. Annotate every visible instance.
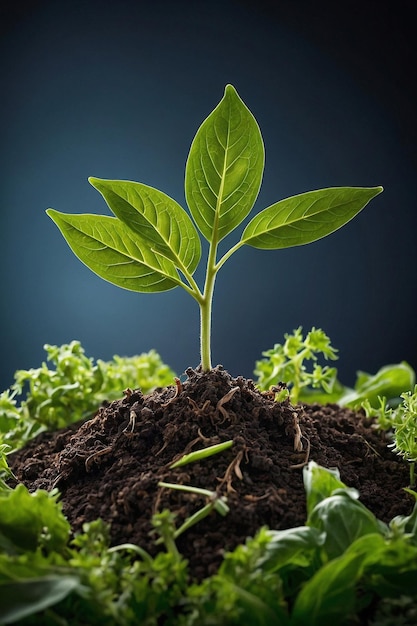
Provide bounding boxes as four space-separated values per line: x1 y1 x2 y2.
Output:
9 366 413 581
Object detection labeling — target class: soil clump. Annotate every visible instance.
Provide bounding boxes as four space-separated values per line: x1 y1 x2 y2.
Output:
9 366 413 581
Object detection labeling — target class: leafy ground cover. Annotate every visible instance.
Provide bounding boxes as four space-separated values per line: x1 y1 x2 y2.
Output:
1 340 417 624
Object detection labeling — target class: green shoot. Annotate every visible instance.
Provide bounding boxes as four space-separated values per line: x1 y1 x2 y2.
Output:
46 85 383 371
170 440 233 469
255 327 339 404
361 396 394 431
157 481 229 543
150 510 181 559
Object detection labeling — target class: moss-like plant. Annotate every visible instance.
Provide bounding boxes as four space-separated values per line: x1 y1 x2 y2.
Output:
46 85 382 371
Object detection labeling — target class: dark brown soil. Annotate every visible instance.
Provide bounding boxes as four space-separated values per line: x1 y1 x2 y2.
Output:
9 366 413 581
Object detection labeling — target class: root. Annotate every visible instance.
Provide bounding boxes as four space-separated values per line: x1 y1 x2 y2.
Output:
292 412 303 452
123 409 137 435
216 386 239 421
290 436 311 469
162 377 183 407
85 446 113 472
188 397 211 416
217 448 246 494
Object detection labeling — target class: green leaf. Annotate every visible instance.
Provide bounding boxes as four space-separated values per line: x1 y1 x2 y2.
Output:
256 526 324 572
291 549 366 626
303 462 353 517
241 186 383 249
46 210 182 292
88 178 201 274
308 493 383 560
340 361 416 408
0 576 80 625
0 485 70 553
185 84 264 242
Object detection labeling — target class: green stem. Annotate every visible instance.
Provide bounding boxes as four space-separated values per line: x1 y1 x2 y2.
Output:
410 462 415 488
200 237 219 371
200 293 214 371
215 240 244 272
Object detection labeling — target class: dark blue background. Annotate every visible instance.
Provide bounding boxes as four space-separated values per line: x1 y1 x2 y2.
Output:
1 0 416 389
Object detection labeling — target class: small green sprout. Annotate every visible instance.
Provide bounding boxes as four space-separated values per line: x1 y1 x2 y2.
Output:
157 482 229 547
169 440 233 469
156 440 232 544
255 327 339 404
46 85 382 371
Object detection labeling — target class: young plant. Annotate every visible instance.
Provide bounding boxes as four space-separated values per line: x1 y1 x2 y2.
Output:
364 385 417 487
46 85 383 371
255 326 339 404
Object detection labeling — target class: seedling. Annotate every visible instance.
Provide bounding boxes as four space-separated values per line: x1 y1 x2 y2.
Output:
46 85 382 371
255 326 339 404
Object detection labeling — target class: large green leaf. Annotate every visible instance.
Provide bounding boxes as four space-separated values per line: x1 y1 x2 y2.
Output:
89 178 201 274
46 210 181 292
0 576 79 625
308 494 383 560
291 550 366 626
256 526 324 572
340 361 416 408
241 186 383 249
185 84 264 242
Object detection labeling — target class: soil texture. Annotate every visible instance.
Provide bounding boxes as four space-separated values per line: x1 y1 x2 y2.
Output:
9 366 413 581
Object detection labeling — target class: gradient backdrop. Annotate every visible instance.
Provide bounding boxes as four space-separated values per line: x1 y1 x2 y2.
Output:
1 0 416 390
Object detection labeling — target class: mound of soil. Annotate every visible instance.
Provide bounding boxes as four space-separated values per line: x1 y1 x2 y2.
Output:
9 366 413 581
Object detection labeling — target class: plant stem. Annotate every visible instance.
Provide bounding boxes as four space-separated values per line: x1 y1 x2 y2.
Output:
200 288 214 371
200 231 220 371
410 462 415 488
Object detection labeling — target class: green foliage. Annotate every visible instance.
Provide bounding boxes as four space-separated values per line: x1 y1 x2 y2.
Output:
255 328 415 409
0 341 175 451
46 85 382 370
364 385 417 486
0 484 70 554
255 327 339 404
2 463 417 624
0 445 14 492
341 362 415 409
